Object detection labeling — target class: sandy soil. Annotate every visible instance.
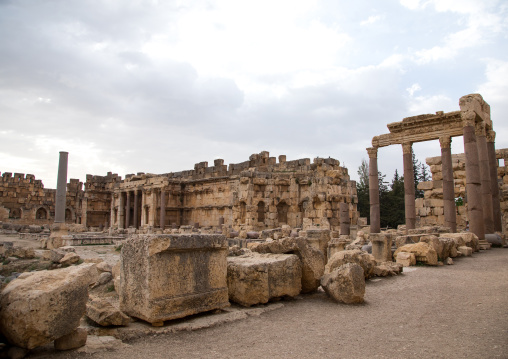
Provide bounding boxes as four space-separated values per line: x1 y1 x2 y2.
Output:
25 246 508 359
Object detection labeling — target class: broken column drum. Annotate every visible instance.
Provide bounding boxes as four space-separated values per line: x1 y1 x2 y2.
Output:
119 234 229 325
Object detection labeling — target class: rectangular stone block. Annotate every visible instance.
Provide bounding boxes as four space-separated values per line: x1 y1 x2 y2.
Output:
119 234 229 325
369 233 393 262
227 253 301 307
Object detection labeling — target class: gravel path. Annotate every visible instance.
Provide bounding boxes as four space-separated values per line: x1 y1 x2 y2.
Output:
42 248 508 359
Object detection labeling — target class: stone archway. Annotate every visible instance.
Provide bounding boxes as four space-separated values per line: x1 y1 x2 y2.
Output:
277 201 289 225
36 207 47 219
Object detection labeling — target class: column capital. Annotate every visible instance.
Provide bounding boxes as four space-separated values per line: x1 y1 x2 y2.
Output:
475 121 486 137
461 110 476 127
402 142 412 155
486 130 496 143
366 147 378 159
439 136 451 149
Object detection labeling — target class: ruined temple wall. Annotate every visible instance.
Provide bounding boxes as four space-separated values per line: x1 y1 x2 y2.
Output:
416 148 508 233
0 172 83 225
83 172 121 227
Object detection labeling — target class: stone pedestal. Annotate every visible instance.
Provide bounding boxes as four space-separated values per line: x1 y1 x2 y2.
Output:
119 234 229 325
370 233 393 262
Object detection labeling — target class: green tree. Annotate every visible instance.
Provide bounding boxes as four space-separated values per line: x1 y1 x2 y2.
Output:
356 159 370 220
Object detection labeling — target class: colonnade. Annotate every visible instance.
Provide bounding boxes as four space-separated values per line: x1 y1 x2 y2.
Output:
112 188 173 229
368 108 501 240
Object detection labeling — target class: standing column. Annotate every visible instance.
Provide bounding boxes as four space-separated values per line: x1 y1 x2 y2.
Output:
119 192 125 229
55 151 68 223
462 111 485 240
440 136 457 232
367 147 380 233
110 195 115 228
339 202 350 236
402 142 416 231
476 122 494 233
487 130 502 232
140 190 146 227
133 189 139 229
160 189 166 230
125 191 131 228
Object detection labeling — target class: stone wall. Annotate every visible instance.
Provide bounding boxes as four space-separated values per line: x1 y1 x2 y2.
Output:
111 151 359 232
416 148 508 233
0 172 83 225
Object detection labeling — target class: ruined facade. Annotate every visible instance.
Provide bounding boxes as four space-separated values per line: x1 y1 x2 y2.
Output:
368 94 502 240
416 148 508 234
0 152 360 233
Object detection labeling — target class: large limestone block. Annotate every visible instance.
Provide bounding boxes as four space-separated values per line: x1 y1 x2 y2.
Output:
227 253 302 307
320 263 365 304
419 235 454 261
251 237 325 293
441 232 479 252
396 252 416 267
369 233 393 263
393 242 438 265
0 263 97 349
303 229 331 260
325 250 375 279
119 234 229 325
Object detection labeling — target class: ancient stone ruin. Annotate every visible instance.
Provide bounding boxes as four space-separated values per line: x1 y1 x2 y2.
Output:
0 93 506 356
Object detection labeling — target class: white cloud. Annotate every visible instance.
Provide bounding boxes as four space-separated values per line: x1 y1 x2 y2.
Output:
406 83 421 97
360 15 384 26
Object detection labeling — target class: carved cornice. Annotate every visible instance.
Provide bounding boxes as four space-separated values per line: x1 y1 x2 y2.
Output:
461 110 476 127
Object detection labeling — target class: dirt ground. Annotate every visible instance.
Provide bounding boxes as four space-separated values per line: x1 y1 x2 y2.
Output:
18 242 506 359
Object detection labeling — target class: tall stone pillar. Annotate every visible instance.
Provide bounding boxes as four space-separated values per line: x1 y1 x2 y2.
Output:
476 122 494 234
140 190 146 227
110 195 115 228
487 131 502 232
125 191 131 228
402 142 416 231
133 189 139 229
54 151 68 223
160 189 166 230
339 202 350 236
367 147 380 233
439 136 457 232
119 192 125 229
462 111 485 240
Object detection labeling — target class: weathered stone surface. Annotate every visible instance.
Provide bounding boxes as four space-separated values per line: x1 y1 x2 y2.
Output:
94 272 113 286
370 233 393 262
96 261 112 273
457 246 472 256
0 264 97 349
372 262 403 277
251 237 325 293
324 250 375 279
304 229 331 260
54 328 87 351
119 234 229 325
396 252 416 267
86 298 130 326
419 235 454 261
227 252 301 307
320 263 365 304
60 252 80 265
393 242 438 265
441 232 479 252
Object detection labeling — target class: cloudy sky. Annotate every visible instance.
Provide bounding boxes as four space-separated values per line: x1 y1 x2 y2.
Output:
1 0 507 188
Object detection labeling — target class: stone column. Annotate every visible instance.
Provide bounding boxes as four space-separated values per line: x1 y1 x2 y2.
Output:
439 136 457 233
160 189 166 230
476 122 494 234
367 147 380 233
402 142 416 231
110 195 115 228
339 202 350 236
54 151 68 223
140 190 146 227
133 189 139 229
462 111 485 240
487 131 502 232
125 191 131 228
119 192 125 229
